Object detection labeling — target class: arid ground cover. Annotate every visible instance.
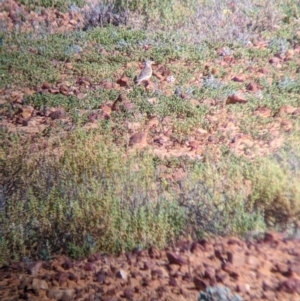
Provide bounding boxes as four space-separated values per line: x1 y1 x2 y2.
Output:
1 1 300 300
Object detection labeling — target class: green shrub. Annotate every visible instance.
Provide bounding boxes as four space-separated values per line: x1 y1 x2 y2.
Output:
249 152 300 227
19 0 85 11
0 129 186 262
178 155 267 238
1 128 300 265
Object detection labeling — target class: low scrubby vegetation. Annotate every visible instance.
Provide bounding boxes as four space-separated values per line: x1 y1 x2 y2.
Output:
1 128 300 264
198 286 243 301
1 0 300 265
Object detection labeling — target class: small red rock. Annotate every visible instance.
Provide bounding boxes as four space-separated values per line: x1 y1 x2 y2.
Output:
193 276 208 290
117 75 129 87
141 276 150 286
32 278 48 291
100 104 112 119
102 81 113 89
258 67 269 74
291 264 300 276
116 269 128 281
253 107 272 118
149 246 161 259
22 119 29 126
279 277 300 294
246 81 259 92
292 108 300 116
263 279 278 291
76 92 86 100
61 260 73 270
269 57 281 64
227 237 243 246
28 262 43 276
123 287 134 299
95 271 106 283
84 262 95 271
222 263 239 280
214 248 225 262
246 255 260 268
204 267 215 281
49 109 65 120
273 262 292 277
262 291 276 300
59 84 69 94
143 260 155 270
236 283 250 294
151 269 163 280
232 75 245 82
216 270 229 282
55 272 69 283
49 88 60 94
68 272 78 282
226 93 247 104
191 242 205 255
277 105 297 115
227 251 245 266
19 106 34 119
89 113 99 123
42 82 51 89
166 251 186 266
169 277 177 287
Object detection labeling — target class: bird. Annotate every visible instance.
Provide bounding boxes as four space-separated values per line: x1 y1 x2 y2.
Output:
135 60 154 85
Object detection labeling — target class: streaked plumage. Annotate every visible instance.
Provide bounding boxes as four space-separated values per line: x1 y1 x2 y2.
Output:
135 60 154 85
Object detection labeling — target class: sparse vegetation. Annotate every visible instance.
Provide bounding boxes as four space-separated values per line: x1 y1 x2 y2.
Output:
82 2 128 29
19 0 85 11
1 0 300 268
198 286 243 301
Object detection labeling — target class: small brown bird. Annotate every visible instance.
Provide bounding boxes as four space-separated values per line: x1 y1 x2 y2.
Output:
135 60 154 85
